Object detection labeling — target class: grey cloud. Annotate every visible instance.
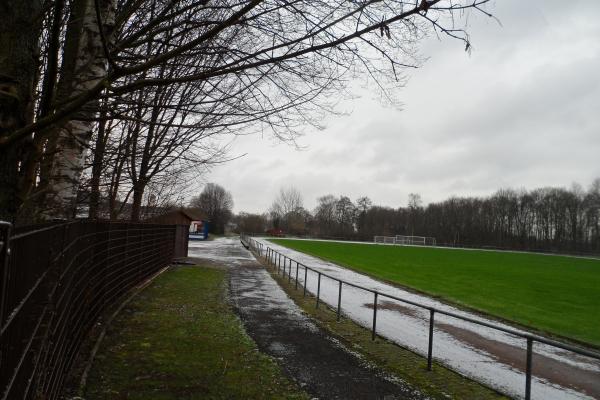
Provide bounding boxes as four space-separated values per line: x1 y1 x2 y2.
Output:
200 0 600 213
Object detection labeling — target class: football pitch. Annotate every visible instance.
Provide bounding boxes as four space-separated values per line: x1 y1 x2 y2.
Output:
270 239 600 346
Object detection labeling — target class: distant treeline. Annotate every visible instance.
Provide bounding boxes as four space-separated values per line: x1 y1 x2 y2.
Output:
235 180 600 254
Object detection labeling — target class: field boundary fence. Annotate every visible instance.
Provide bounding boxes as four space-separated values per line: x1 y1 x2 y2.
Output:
240 233 600 400
0 220 177 400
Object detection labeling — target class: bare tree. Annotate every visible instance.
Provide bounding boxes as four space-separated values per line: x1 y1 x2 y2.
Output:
0 0 496 222
269 186 307 233
41 0 117 218
0 0 44 221
235 212 268 234
189 183 233 234
314 194 338 236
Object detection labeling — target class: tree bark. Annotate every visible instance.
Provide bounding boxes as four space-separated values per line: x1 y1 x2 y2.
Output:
43 0 116 219
130 181 147 222
88 102 108 219
0 0 43 222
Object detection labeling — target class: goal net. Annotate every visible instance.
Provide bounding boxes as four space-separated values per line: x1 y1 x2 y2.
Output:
374 235 436 246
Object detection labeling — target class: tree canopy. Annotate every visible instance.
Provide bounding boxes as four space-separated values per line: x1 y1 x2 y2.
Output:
0 0 493 223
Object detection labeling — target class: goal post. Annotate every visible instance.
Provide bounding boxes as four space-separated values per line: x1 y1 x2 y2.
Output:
373 235 436 246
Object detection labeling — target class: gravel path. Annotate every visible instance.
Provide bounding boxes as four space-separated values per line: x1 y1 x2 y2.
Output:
188 238 426 400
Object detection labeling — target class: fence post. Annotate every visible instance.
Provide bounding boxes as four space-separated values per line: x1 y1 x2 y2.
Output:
337 281 342 321
525 338 533 400
303 266 308 297
316 272 321 308
0 221 12 344
372 292 378 340
295 261 299 290
427 309 435 371
288 259 292 283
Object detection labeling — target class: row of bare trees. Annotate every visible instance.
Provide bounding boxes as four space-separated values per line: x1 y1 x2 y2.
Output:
1 0 493 225
249 180 600 254
410 182 600 252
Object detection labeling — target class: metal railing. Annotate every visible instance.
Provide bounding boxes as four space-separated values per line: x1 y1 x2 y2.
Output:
240 233 600 400
0 220 177 400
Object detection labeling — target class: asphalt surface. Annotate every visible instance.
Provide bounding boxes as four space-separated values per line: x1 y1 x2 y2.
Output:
189 237 425 400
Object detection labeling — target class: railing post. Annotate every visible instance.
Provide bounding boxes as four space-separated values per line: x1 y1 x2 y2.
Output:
525 338 533 400
316 272 321 308
372 292 378 340
427 309 435 371
337 281 342 321
288 258 292 283
0 221 12 340
295 261 299 290
303 266 308 297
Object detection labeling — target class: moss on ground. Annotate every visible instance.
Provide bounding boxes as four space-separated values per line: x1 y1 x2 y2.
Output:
84 266 308 400
268 267 508 400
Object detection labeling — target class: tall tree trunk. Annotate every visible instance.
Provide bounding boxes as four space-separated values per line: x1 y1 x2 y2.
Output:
0 0 43 222
88 103 108 219
43 0 115 219
16 0 66 224
130 180 147 222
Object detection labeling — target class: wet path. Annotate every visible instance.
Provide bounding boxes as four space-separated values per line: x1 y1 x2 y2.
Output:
189 238 425 400
257 238 600 400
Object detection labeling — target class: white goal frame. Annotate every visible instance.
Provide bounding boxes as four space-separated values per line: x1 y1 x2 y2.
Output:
374 235 436 246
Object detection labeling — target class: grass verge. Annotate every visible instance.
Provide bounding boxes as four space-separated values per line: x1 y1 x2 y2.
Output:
270 239 600 346
84 266 308 400
266 263 508 400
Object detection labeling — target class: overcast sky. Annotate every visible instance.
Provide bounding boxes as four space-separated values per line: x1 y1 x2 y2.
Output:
197 0 600 214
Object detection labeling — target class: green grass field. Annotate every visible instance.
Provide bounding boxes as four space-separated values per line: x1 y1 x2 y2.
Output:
270 239 600 346
85 266 307 399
